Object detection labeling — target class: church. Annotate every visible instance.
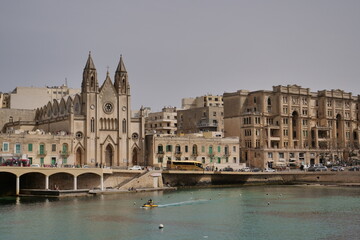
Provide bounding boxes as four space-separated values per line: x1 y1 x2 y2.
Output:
2 53 146 168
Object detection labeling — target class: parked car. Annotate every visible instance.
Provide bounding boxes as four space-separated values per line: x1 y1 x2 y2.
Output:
128 165 142 170
348 167 360 171
331 166 344 171
307 166 317 172
264 168 276 172
240 167 251 172
252 168 261 172
315 166 328 171
30 164 40 167
222 167 234 172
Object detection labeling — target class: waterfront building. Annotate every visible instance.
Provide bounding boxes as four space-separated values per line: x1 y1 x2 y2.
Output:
0 130 73 166
145 106 177 135
224 85 360 169
177 95 224 134
2 53 145 168
145 133 242 170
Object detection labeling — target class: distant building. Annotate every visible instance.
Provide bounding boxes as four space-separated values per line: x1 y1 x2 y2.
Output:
182 95 223 109
224 85 360 169
8 85 80 110
177 95 224 134
145 107 177 135
0 93 10 108
145 133 241 170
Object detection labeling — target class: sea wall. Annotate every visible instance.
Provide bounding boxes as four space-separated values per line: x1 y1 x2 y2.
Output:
161 171 360 187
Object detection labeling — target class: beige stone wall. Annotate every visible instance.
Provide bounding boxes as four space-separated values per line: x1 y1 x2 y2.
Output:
0 109 36 132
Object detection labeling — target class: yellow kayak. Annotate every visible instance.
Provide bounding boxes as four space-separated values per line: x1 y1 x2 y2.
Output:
142 204 158 208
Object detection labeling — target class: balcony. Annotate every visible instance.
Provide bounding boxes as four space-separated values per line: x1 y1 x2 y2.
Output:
156 151 164 157
60 150 70 158
37 150 47 157
175 151 182 158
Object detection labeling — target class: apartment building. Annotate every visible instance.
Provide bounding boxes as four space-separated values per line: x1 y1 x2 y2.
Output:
178 95 224 134
224 85 360 169
145 107 177 135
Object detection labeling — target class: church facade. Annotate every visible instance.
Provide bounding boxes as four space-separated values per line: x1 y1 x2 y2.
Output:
2 53 145 168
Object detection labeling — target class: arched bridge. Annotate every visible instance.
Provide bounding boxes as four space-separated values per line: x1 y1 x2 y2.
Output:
0 167 114 196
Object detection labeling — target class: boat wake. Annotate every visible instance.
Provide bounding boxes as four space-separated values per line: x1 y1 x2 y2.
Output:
157 199 209 208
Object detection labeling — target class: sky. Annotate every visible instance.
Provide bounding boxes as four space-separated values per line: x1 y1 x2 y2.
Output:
1 0 359 112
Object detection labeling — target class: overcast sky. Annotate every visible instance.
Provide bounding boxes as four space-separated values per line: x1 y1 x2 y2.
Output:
1 0 359 111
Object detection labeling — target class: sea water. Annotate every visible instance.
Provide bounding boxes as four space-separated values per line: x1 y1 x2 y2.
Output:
0 185 359 240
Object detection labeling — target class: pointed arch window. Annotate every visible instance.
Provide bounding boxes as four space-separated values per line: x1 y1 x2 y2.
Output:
91 118 95 132
91 76 95 88
122 119 127 133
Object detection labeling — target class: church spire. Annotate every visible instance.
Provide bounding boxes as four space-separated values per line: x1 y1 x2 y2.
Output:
82 51 98 93
84 51 96 70
116 54 127 73
114 54 129 95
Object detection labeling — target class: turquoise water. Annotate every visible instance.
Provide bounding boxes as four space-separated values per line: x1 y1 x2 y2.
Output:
0 185 359 240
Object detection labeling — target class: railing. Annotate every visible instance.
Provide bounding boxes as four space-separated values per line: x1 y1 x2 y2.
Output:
37 150 47 156
60 151 70 157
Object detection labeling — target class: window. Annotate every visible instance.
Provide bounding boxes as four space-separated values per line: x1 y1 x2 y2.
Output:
202 146 205 153
157 145 164 153
213 112 217 117
40 157 44 165
52 144 56 152
217 146 221 153
209 146 213 154
39 144 45 155
122 119 127 133
283 96 288 103
91 118 95 132
15 143 21 154
51 157 56 165
233 146 236 152
3 142 9 152
28 143 33 152
166 145 173 152
185 145 188 153
279 152 284 159
268 152 273 158
233 157 237 163
217 157 221 164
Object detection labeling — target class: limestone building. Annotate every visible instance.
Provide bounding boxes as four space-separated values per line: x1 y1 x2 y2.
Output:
177 95 224 134
8 85 80 110
0 93 10 108
145 133 241 170
2 53 145 168
224 85 360 169
145 106 177 135
0 130 73 166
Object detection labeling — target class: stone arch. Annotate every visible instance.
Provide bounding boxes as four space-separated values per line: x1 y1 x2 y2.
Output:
132 147 139 166
75 147 84 166
66 96 73 114
59 98 66 116
53 100 59 117
105 144 114 167
73 95 81 115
